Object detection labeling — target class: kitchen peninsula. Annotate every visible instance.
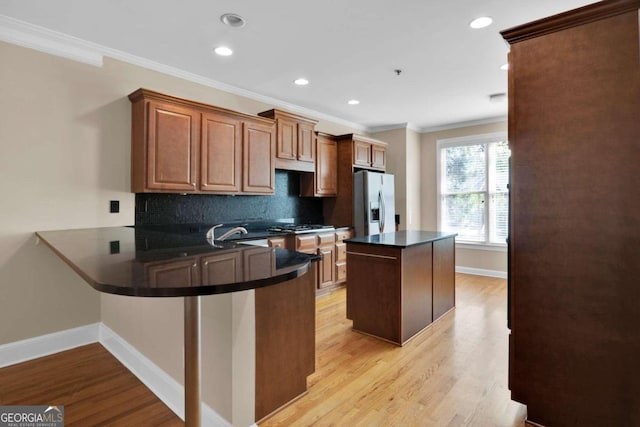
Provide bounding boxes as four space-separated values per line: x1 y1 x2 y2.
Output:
346 231 456 345
35 226 317 426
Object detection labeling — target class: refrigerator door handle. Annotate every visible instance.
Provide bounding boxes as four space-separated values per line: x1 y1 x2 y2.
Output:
378 190 385 233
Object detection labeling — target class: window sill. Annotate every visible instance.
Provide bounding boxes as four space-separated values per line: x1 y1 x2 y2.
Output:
456 242 507 252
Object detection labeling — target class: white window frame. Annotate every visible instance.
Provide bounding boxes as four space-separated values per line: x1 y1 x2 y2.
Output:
436 132 508 251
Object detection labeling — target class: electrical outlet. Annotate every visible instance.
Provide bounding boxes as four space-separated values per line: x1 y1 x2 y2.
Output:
109 240 120 254
110 200 119 213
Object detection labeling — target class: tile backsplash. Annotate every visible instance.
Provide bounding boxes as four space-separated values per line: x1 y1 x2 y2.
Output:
135 170 324 226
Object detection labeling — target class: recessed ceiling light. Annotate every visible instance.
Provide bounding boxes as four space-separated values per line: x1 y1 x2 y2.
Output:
220 13 246 28
500 63 509 71
294 78 309 86
348 100 360 105
213 46 233 56
469 16 493 29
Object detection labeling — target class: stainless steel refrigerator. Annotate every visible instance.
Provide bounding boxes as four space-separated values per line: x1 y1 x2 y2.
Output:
353 171 396 237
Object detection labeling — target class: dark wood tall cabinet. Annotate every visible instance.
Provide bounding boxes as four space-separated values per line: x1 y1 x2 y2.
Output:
502 1 640 425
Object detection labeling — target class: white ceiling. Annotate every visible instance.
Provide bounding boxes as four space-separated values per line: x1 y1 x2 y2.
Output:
0 0 596 132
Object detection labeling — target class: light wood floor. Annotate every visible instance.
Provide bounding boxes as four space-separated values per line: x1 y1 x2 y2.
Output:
261 273 527 426
0 343 182 426
0 273 526 426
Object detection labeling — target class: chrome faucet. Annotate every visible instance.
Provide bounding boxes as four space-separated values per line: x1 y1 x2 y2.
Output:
217 226 248 241
206 224 223 240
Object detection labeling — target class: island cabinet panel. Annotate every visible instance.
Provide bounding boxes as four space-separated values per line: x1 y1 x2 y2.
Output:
347 243 401 343
502 1 640 425
400 243 433 343
255 262 316 422
432 237 455 320
200 111 242 193
145 101 199 192
346 232 456 346
242 120 276 194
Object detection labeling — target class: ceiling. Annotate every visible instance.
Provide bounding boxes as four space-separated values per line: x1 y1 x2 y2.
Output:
0 0 596 132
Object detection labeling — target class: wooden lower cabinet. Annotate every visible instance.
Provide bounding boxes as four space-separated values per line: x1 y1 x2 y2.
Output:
291 229 352 294
146 257 199 287
255 262 316 421
334 229 352 286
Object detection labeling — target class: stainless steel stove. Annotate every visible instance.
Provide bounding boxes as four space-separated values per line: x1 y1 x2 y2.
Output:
267 224 335 234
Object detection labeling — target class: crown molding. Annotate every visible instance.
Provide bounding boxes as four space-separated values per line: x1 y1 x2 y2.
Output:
418 115 507 133
0 15 103 66
367 122 422 134
0 14 366 133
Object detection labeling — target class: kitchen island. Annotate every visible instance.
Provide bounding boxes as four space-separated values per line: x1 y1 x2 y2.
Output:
35 226 316 426
345 231 456 345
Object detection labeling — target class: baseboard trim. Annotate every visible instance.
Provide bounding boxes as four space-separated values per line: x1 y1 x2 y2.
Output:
0 323 99 368
99 324 231 427
456 266 507 279
0 323 231 427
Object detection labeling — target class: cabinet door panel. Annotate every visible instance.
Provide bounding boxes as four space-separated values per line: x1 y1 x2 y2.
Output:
318 246 335 288
201 252 242 285
243 121 275 193
201 112 241 192
277 118 297 160
316 136 337 195
147 101 198 191
146 258 199 288
371 145 386 170
297 122 315 163
353 141 371 167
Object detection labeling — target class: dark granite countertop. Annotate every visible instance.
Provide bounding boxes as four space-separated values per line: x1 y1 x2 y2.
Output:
36 227 315 297
345 230 457 248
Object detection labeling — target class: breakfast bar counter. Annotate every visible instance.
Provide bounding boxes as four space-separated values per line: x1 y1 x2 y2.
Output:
35 226 316 426
345 231 456 345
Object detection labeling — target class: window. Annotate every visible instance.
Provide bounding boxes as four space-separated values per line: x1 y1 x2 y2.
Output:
437 132 509 246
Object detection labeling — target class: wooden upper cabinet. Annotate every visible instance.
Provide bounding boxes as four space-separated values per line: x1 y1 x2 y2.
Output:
353 140 372 168
201 111 242 193
297 122 315 163
258 109 318 172
142 100 199 192
337 134 387 171
129 89 276 195
243 119 276 194
300 132 337 197
371 144 386 170
277 117 297 160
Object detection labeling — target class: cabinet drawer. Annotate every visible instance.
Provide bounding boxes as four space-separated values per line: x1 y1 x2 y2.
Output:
335 230 353 242
296 234 317 252
268 237 286 249
336 262 347 283
335 242 347 262
317 233 336 246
